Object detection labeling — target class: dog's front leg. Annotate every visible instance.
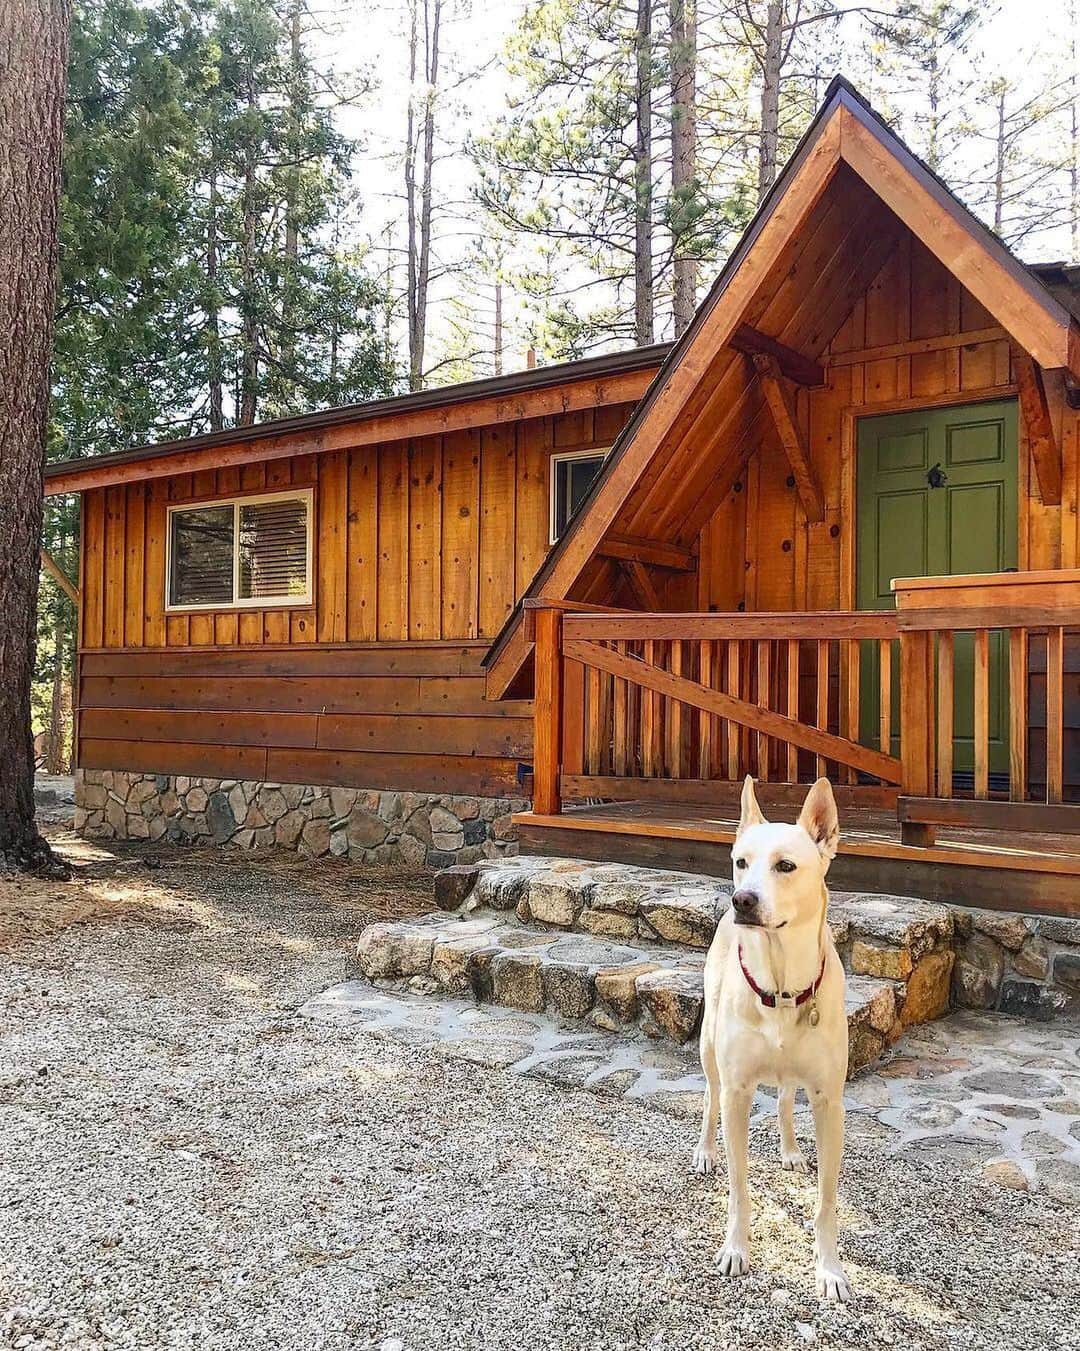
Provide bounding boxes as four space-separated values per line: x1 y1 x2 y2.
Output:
809 1086 851 1302
716 1082 753 1277
778 1085 808 1172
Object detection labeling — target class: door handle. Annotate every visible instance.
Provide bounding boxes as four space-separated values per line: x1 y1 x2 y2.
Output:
927 462 948 488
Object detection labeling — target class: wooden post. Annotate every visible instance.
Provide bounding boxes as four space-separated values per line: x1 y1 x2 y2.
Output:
898 629 936 844
533 606 563 815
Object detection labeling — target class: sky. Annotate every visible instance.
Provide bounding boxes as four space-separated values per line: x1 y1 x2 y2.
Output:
307 0 1078 372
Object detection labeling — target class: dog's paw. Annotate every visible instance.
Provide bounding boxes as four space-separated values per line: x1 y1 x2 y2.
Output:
715 1244 750 1278
780 1146 809 1174
815 1263 852 1303
692 1144 718 1176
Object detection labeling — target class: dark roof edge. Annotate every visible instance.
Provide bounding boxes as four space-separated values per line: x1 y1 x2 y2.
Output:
45 342 672 482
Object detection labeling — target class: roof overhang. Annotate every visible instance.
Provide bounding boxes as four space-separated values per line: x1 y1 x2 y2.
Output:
44 344 670 496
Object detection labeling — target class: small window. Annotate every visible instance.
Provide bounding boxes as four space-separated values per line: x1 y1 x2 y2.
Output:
166 489 313 610
550 449 607 543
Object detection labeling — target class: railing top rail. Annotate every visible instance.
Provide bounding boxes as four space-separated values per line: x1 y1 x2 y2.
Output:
562 610 900 641
892 570 1080 631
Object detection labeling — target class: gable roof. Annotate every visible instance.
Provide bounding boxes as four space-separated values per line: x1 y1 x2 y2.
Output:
483 75 1080 697
44 342 669 496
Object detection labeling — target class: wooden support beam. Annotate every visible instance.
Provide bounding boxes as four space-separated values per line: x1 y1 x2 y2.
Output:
1013 349 1062 505
729 324 825 386
619 559 662 610
752 354 826 523
40 548 79 605
598 535 696 571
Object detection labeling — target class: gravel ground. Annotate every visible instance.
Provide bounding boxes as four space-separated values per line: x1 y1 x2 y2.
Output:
0 835 1077 1351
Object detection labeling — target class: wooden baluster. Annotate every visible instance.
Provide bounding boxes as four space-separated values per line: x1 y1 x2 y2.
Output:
642 639 657 776
698 640 713 779
899 630 936 842
562 656 585 781
786 639 800 782
878 637 892 757
669 639 684 777
725 640 740 780
1008 627 1028 802
815 639 830 779
627 662 641 777
1047 626 1065 804
613 640 628 776
936 632 953 798
532 606 563 815
842 639 859 785
586 665 602 775
599 662 613 775
973 628 990 800
756 640 770 780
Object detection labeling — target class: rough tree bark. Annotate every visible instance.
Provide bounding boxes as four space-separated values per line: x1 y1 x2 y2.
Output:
633 0 654 346
238 59 260 426
405 0 442 391
0 0 71 873
758 0 783 200
206 164 224 431
670 0 697 336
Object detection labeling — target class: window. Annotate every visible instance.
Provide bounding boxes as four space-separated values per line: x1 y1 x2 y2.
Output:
550 449 607 543
166 489 313 610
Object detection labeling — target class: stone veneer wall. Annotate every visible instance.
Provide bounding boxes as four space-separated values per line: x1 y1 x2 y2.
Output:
951 909 1080 1021
75 769 525 868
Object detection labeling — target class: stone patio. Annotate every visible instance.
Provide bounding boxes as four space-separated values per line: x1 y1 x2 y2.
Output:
301 984 1080 1201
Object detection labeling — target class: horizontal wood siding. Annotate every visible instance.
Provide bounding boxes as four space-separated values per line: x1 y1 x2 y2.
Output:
77 644 533 795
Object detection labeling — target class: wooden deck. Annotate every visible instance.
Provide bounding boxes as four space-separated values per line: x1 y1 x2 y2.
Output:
514 798 1080 916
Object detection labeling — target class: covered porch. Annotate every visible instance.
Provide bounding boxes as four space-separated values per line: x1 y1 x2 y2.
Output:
515 570 1080 917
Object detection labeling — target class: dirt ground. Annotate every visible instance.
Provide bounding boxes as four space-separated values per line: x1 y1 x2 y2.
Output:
0 827 1077 1351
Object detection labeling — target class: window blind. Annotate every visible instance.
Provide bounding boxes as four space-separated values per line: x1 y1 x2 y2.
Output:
238 497 309 600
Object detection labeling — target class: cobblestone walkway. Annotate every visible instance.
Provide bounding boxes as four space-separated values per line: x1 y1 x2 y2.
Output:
302 984 1080 1200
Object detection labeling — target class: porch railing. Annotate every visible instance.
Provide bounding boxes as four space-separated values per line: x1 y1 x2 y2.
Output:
526 568 1080 843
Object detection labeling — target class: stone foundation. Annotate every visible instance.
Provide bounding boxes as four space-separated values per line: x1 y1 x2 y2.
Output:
75 769 525 868
951 909 1080 1021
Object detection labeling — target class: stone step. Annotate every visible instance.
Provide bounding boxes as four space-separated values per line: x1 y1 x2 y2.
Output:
354 909 906 1072
434 855 956 1001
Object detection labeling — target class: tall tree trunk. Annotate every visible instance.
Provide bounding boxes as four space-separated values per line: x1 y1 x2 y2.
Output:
414 0 441 389
493 277 503 376
404 0 420 389
238 72 260 426
206 164 224 431
992 87 1005 234
670 0 697 336
1071 7 1079 261
0 0 70 873
633 0 654 346
758 0 783 200
281 0 302 393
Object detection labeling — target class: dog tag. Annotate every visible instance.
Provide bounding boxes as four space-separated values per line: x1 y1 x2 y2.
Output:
807 1003 820 1028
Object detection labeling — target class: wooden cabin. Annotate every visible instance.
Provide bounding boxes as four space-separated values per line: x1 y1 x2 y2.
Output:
48 79 1079 913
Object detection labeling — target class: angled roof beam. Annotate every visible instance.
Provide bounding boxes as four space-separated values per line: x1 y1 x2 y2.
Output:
1013 350 1062 505
598 535 696 571
730 324 825 386
619 559 662 610
753 354 826 524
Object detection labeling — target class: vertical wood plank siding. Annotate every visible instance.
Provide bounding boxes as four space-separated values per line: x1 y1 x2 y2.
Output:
77 406 633 793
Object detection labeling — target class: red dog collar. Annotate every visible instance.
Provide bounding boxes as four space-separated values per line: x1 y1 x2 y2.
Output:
738 945 826 1010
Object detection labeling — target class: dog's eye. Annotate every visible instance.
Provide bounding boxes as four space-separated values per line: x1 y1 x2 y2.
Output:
734 857 748 870
775 859 797 874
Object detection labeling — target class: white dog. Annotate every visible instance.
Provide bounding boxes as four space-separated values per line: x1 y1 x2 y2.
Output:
694 775 851 1303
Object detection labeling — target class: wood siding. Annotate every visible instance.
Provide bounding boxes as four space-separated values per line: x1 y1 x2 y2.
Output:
77 404 636 793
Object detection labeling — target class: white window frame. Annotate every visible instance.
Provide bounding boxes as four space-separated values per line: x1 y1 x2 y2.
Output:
549 447 609 545
164 487 315 612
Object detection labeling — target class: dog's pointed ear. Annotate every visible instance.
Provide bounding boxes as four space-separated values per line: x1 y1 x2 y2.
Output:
736 775 765 838
798 777 839 864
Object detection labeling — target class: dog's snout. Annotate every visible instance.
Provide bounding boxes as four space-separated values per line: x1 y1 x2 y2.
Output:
732 889 759 915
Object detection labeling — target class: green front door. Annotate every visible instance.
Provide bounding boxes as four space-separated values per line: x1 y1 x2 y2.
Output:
857 400 1018 783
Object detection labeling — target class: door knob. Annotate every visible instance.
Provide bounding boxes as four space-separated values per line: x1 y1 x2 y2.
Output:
927 462 948 488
